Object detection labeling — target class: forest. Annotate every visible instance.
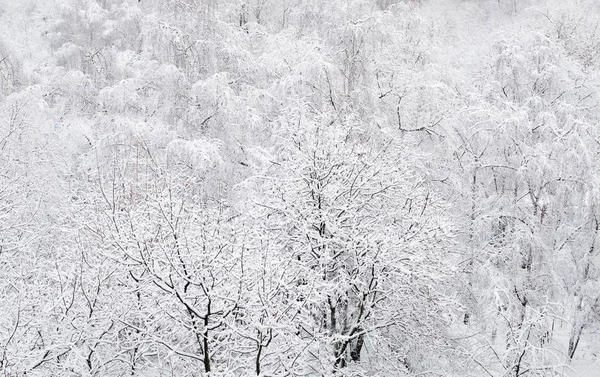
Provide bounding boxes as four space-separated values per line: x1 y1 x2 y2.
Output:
1 0 600 375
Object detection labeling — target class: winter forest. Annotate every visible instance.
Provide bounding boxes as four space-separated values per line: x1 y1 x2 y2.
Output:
2 0 600 376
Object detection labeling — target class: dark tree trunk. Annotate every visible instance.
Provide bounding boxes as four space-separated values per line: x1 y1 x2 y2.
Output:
350 333 364 362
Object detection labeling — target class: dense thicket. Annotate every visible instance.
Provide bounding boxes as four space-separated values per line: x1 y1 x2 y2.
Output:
1 0 600 376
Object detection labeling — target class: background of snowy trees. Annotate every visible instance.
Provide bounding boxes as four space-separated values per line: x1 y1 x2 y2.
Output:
1 0 600 375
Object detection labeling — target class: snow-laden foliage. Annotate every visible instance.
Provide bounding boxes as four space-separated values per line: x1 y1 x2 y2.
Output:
2 0 600 376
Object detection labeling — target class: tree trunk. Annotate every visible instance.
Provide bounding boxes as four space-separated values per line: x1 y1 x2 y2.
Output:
350 333 364 362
